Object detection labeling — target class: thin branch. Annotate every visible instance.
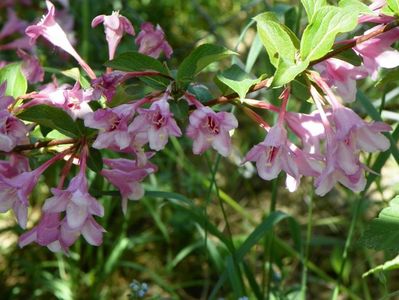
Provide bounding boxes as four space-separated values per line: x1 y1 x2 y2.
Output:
11 138 77 152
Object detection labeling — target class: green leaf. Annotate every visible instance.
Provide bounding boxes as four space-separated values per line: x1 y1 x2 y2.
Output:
301 0 327 21
363 254 399 277
387 0 399 14
339 0 373 14
254 12 299 68
360 195 399 252
169 100 189 121
177 44 236 85
18 105 81 138
272 58 309 87
0 63 27 98
105 52 171 87
300 6 358 62
61 68 91 89
217 64 260 100
87 148 103 173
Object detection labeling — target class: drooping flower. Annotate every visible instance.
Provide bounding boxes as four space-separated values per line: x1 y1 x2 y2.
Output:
135 22 173 59
186 106 238 157
25 1 96 79
101 157 157 214
313 58 367 103
128 97 182 151
243 124 300 191
354 26 399 80
0 9 28 40
91 11 135 60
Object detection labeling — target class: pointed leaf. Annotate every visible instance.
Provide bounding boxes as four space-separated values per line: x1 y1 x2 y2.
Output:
0 63 27 98
301 0 327 21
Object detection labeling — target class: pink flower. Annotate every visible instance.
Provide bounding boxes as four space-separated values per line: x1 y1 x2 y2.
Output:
0 81 15 110
25 1 96 79
0 36 30 51
129 98 182 151
135 22 173 59
332 105 391 152
186 106 238 157
354 27 399 80
92 11 135 60
17 49 44 84
101 157 157 214
0 9 28 40
0 154 30 178
84 104 137 150
314 58 367 103
243 125 300 191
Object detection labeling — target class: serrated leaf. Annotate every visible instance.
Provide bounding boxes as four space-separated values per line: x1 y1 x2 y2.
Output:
254 12 299 68
300 6 358 62
360 195 399 252
217 65 260 100
387 0 399 14
18 105 81 138
105 52 171 87
301 0 327 21
0 63 27 98
177 44 236 85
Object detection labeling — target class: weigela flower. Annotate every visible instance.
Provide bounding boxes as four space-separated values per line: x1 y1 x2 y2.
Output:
92 11 135 60
17 49 44 84
244 124 300 191
354 26 399 80
186 106 238 157
332 105 391 152
135 22 173 59
129 98 182 151
85 104 137 150
101 157 157 214
26 1 96 79
314 58 367 103
0 9 28 40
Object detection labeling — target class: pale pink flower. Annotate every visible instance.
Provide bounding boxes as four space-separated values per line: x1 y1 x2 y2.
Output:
101 157 157 214
0 36 30 51
25 1 96 79
135 22 173 59
186 106 238 157
0 154 30 178
17 49 44 84
129 98 182 151
354 27 399 79
314 58 367 103
332 105 391 152
244 125 300 191
92 11 135 60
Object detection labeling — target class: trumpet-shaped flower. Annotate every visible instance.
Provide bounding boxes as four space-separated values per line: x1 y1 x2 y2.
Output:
186 106 238 157
26 1 95 79
129 98 181 151
92 11 135 60
101 157 157 214
135 22 173 59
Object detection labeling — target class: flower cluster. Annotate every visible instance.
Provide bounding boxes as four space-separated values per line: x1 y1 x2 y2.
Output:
0 0 395 253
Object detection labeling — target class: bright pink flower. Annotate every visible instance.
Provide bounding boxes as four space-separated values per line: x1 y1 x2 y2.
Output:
17 49 44 84
92 11 135 60
354 27 399 79
186 106 238 157
244 125 300 190
25 1 96 79
84 104 137 150
129 98 182 151
101 157 157 214
314 58 367 103
135 22 173 59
